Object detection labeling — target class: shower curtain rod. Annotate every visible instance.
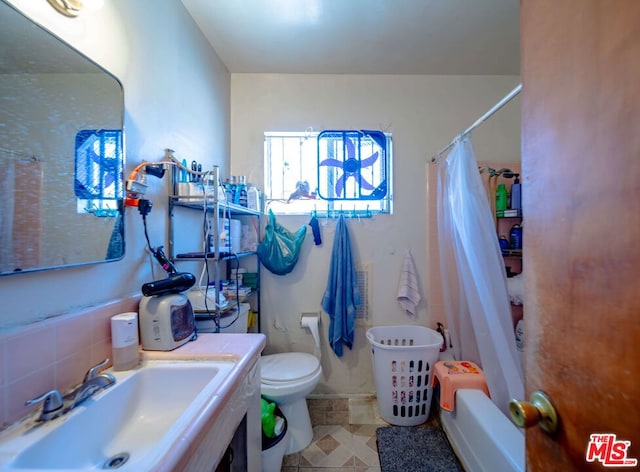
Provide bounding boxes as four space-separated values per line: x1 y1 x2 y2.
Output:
430 83 522 163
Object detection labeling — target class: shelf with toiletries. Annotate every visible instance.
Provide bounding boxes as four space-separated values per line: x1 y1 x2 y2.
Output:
173 251 258 262
171 197 262 217
482 163 524 330
494 169 523 277
499 247 522 258
497 216 523 256
485 165 521 241
168 197 262 261
498 214 523 277
167 166 262 333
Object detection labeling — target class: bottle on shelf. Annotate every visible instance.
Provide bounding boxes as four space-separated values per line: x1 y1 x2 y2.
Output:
224 176 237 203
496 183 508 216
202 173 216 198
235 175 248 207
509 223 523 250
247 186 260 211
499 235 510 254
510 174 521 210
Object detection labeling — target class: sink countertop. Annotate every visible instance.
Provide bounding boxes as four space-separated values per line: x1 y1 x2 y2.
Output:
140 332 265 363
140 333 266 472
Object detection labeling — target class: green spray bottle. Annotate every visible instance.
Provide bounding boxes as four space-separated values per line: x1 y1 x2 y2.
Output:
496 183 508 216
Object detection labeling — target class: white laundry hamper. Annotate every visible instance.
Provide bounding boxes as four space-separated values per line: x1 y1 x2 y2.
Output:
366 325 443 426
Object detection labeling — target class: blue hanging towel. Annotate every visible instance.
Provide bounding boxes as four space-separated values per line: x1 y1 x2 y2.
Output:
321 215 361 357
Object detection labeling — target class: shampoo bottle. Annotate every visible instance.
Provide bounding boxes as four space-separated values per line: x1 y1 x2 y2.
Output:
510 174 521 210
496 184 508 215
510 223 523 250
224 176 236 203
235 175 248 207
247 186 260 211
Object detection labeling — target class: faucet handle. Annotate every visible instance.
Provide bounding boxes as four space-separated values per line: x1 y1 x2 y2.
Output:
83 358 110 383
25 390 63 414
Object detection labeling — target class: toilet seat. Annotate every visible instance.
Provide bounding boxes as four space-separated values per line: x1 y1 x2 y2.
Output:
261 352 321 384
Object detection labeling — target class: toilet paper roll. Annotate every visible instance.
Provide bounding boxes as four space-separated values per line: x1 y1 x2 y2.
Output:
274 416 285 436
300 313 321 359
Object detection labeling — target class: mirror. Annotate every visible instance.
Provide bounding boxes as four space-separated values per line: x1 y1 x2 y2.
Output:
0 0 125 275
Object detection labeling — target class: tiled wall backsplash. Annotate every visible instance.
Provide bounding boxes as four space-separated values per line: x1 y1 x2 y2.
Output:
0 296 139 429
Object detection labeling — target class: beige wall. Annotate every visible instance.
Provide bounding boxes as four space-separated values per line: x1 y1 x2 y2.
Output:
230 74 521 395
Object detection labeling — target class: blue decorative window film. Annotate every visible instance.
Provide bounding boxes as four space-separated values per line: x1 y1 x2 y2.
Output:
317 130 388 201
74 129 123 215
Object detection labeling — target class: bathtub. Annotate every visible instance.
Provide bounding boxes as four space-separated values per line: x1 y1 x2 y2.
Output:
440 389 525 472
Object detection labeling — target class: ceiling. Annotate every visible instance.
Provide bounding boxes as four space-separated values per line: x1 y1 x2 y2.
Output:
181 0 520 75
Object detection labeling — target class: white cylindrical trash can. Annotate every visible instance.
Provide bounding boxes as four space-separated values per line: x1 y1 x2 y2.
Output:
261 406 289 472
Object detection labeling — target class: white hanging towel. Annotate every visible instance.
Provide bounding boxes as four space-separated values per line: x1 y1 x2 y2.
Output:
397 250 421 317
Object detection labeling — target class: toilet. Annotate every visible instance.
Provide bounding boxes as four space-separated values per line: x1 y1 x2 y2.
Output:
260 314 322 454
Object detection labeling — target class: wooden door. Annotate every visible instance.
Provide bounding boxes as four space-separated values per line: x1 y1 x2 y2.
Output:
521 1 640 470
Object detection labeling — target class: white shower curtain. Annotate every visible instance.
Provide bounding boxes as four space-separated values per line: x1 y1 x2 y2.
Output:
436 135 523 416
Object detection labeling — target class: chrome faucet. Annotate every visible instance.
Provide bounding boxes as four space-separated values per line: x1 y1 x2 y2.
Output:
70 372 116 408
25 390 64 422
25 359 116 422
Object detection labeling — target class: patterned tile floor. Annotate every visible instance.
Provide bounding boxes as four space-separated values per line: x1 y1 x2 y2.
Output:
280 396 441 472
281 424 382 472
280 396 382 472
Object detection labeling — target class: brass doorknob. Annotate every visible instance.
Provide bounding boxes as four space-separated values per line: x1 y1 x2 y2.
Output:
509 390 558 434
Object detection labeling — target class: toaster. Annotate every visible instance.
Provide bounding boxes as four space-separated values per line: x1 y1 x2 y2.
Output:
138 293 195 351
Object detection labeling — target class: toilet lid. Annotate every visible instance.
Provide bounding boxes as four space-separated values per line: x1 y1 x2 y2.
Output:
261 352 320 383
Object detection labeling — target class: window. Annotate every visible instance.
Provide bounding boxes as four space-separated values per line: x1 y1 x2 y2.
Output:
74 129 123 217
264 130 392 216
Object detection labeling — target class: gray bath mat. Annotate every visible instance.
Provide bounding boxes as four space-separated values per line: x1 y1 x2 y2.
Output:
376 426 464 472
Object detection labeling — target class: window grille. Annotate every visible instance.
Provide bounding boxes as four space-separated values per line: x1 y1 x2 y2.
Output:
264 130 392 216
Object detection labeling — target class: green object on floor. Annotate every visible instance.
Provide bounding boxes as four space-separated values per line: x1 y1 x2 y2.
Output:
261 398 276 438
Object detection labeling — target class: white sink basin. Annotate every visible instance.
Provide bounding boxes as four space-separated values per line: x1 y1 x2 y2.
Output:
0 359 236 471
